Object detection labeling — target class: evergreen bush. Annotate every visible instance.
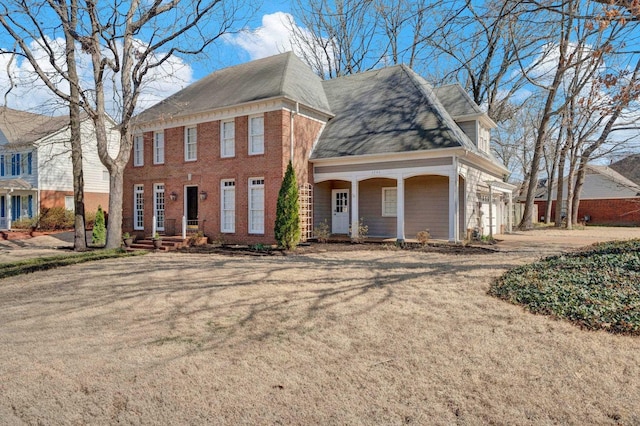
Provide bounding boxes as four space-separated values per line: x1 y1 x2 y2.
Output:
92 205 106 246
274 161 301 250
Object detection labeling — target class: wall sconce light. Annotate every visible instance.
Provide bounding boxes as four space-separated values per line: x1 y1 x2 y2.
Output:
199 191 208 201
169 191 178 201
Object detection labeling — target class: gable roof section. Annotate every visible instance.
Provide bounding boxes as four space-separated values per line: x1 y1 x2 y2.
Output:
0 107 69 147
610 154 640 186
538 164 640 200
134 52 331 124
311 65 479 159
434 84 484 117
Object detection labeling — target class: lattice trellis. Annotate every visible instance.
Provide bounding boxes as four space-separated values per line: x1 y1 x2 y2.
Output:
299 183 313 242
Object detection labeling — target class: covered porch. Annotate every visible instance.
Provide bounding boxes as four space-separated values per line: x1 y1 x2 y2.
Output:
0 179 37 230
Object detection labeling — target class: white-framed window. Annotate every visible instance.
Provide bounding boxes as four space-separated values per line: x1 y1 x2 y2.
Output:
248 177 264 234
133 135 144 166
154 183 165 231
249 115 264 155
221 179 235 233
382 187 397 217
102 170 109 181
185 127 197 161
65 196 74 211
134 184 144 230
153 131 164 164
221 120 235 158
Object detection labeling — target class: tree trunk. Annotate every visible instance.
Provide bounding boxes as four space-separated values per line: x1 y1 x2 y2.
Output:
65 0 87 251
106 164 124 249
554 143 567 228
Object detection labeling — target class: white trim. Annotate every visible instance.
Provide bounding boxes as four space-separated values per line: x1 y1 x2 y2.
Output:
220 120 235 158
248 115 264 155
220 179 235 233
133 135 144 167
153 131 165 165
184 126 197 162
381 187 397 217
248 177 265 234
133 184 144 230
133 96 333 133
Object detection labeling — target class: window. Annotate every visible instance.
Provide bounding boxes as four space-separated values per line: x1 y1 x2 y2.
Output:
134 184 144 230
11 153 20 176
382 187 397 217
26 153 32 175
102 170 109 181
248 178 264 234
133 135 144 166
249 115 264 155
221 180 235 233
153 132 164 164
185 127 197 161
154 183 165 231
1 155 4 176
65 196 74 211
221 120 235 158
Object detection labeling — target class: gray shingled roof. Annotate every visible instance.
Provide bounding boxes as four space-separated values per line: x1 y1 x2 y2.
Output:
0 107 69 147
433 84 485 118
134 52 331 124
610 154 640 186
311 65 478 159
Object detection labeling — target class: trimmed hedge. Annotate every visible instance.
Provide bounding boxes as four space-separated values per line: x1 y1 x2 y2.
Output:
489 239 640 335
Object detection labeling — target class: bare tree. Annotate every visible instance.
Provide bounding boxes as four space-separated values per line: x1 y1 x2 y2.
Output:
2 0 245 248
1 0 88 250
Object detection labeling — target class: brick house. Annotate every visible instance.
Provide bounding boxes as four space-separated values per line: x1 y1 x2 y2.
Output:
125 52 514 244
0 107 116 229
535 164 640 226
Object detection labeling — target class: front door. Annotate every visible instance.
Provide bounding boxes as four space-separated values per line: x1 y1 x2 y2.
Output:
186 186 198 229
331 189 349 234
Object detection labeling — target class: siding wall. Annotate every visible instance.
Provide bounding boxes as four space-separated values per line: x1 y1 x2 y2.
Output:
457 121 476 145
405 175 449 239
313 180 350 231
358 178 396 237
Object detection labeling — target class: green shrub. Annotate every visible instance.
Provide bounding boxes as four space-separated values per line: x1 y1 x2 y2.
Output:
92 205 106 246
274 161 301 250
489 239 640 335
315 219 330 243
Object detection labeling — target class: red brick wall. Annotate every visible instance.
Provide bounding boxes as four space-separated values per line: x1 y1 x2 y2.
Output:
535 199 640 226
123 109 323 244
40 189 109 213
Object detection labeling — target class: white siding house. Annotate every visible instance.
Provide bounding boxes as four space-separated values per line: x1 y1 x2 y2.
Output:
0 107 119 230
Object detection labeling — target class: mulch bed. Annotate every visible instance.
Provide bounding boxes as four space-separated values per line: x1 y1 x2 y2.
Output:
178 241 496 256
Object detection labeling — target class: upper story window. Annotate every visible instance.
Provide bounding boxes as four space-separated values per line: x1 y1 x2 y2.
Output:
249 115 264 155
382 187 397 217
154 131 165 164
1 152 33 177
133 135 144 167
185 127 197 161
221 120 235 158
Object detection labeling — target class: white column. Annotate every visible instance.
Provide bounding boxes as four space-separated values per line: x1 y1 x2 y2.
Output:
350 178 359 239
507 191 513 233
6 194 12 230
488 185 494 239
182 216 187 239
396 176 405 241
448 166 459 242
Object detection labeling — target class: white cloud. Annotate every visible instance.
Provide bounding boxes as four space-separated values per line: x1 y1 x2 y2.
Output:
0 36 193 118
225 12 295 60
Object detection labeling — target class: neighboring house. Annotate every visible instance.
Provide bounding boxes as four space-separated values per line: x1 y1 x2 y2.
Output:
610 153 640 186
534 164 640 226
125 52 514 243
0 107 115 229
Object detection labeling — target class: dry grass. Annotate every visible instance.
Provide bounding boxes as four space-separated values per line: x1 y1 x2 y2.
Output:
1 228 640 424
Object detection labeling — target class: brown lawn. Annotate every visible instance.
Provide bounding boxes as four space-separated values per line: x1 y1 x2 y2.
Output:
0 227 639 424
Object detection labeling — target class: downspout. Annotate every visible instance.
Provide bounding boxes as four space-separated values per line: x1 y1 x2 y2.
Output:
290 102 299 163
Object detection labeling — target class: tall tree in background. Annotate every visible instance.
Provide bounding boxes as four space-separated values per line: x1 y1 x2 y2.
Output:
1 0 88 250
1 0 245 248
